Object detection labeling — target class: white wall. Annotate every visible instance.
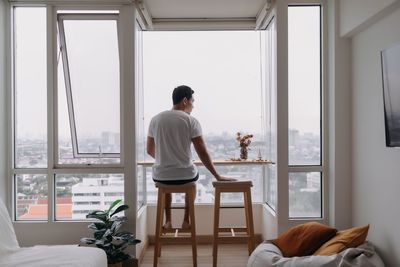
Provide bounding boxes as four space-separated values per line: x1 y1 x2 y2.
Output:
327 0 352 231
340 0 400 37
0 0 8 204
262 205 277 240
351 6 400 267
136 207 148 259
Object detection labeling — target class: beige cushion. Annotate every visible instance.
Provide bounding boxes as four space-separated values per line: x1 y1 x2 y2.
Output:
314 225 370 256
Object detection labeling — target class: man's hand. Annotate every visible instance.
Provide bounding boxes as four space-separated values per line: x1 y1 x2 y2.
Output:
192 136 238 182
215 175 237 182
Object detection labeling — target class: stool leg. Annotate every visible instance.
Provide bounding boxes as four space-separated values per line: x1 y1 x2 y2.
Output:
153 189 164 267
188 187 197 267
244 188 255 255
212 188 221 267
158 192 166 258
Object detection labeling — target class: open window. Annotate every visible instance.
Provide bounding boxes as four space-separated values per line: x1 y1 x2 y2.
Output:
57 13 121 165
141 30 266 204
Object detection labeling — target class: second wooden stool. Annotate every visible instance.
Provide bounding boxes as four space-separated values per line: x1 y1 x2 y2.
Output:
212 181 255 267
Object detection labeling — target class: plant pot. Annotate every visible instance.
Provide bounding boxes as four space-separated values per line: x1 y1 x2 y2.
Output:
122 258 138 267
108 258 138 267
240 146 248 160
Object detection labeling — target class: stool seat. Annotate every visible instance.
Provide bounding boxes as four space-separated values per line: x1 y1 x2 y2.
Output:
212 180 255 267
212 181 253 187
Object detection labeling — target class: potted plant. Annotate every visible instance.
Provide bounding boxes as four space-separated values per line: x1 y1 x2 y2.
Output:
236 132 253 160
80 199 141 267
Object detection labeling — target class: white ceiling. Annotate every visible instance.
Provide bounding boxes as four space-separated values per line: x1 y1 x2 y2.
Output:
144 0 268 19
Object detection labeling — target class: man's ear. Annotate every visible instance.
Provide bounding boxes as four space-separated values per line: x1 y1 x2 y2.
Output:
182 97 188 105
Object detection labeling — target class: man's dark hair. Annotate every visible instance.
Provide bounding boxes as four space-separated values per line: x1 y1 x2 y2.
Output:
172 85 194 105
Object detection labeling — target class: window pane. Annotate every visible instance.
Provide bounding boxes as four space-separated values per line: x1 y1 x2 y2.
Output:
55 174 124 220
57 60 119 165
143 31 264 161
16 174 47 220
146 165 263 204
289 172 321 218
58 18 120 162
14 7 47 168
288 6 321 165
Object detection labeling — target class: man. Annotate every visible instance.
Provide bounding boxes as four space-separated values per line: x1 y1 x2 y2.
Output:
147 85 236 229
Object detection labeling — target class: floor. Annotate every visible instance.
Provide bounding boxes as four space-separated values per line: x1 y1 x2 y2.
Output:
140 244 250 267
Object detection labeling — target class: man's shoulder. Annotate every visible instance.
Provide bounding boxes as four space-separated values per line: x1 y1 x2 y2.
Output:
152 110 172 120
152 110 199 124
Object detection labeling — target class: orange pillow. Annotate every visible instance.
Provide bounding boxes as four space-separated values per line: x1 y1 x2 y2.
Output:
271 222 337 257
314 225 369 256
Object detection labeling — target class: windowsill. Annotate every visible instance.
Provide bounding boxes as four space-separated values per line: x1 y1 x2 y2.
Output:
137 159 274 167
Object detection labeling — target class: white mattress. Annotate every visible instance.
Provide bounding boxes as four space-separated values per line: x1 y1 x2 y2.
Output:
0 245 107 267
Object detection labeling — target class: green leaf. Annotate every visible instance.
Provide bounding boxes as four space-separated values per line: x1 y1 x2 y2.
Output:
87 210 106 216
80 238 96 245
94 229 107 240
110 216 126 222
110 204 129 217
111 221 123 233
128 239 141 245
88 222 106 230
106 199 122 214
87 213 108 222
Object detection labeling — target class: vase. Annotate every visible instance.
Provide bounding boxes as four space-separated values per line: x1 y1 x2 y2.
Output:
240 147 248 160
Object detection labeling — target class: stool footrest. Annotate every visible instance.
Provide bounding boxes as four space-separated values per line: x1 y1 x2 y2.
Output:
218 227 248 232
162 227 192 233
161 232 192 237
219 205 245 209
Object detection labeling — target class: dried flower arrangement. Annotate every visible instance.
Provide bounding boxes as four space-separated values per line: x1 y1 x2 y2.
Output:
236 132 253 160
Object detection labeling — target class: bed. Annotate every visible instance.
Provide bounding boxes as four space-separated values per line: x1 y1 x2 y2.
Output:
0 199 107 267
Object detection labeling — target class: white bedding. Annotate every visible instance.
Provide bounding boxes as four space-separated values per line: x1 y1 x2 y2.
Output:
1 199 107 267
247 241 385 267
0 245 107 267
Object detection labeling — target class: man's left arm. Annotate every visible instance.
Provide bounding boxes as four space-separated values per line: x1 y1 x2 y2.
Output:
147 136 155 159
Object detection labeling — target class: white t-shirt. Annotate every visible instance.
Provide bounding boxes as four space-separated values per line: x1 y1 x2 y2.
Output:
148 110 202 181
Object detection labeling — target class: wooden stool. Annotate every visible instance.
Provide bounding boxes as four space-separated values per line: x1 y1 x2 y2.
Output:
212 181 255 267
153 182 197 267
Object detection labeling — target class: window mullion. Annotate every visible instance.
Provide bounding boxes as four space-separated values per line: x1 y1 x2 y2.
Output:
288 165 323 173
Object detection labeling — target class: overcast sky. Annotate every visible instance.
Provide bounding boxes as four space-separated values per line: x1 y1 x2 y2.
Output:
15 6 321 140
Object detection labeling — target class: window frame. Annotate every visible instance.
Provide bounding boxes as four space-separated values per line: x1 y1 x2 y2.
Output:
9 5 134 223
287 3 326 220
286 3 327 220
56 13 123 164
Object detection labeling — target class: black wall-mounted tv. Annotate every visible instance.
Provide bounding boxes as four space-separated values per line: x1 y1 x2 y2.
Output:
381 43 400 147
